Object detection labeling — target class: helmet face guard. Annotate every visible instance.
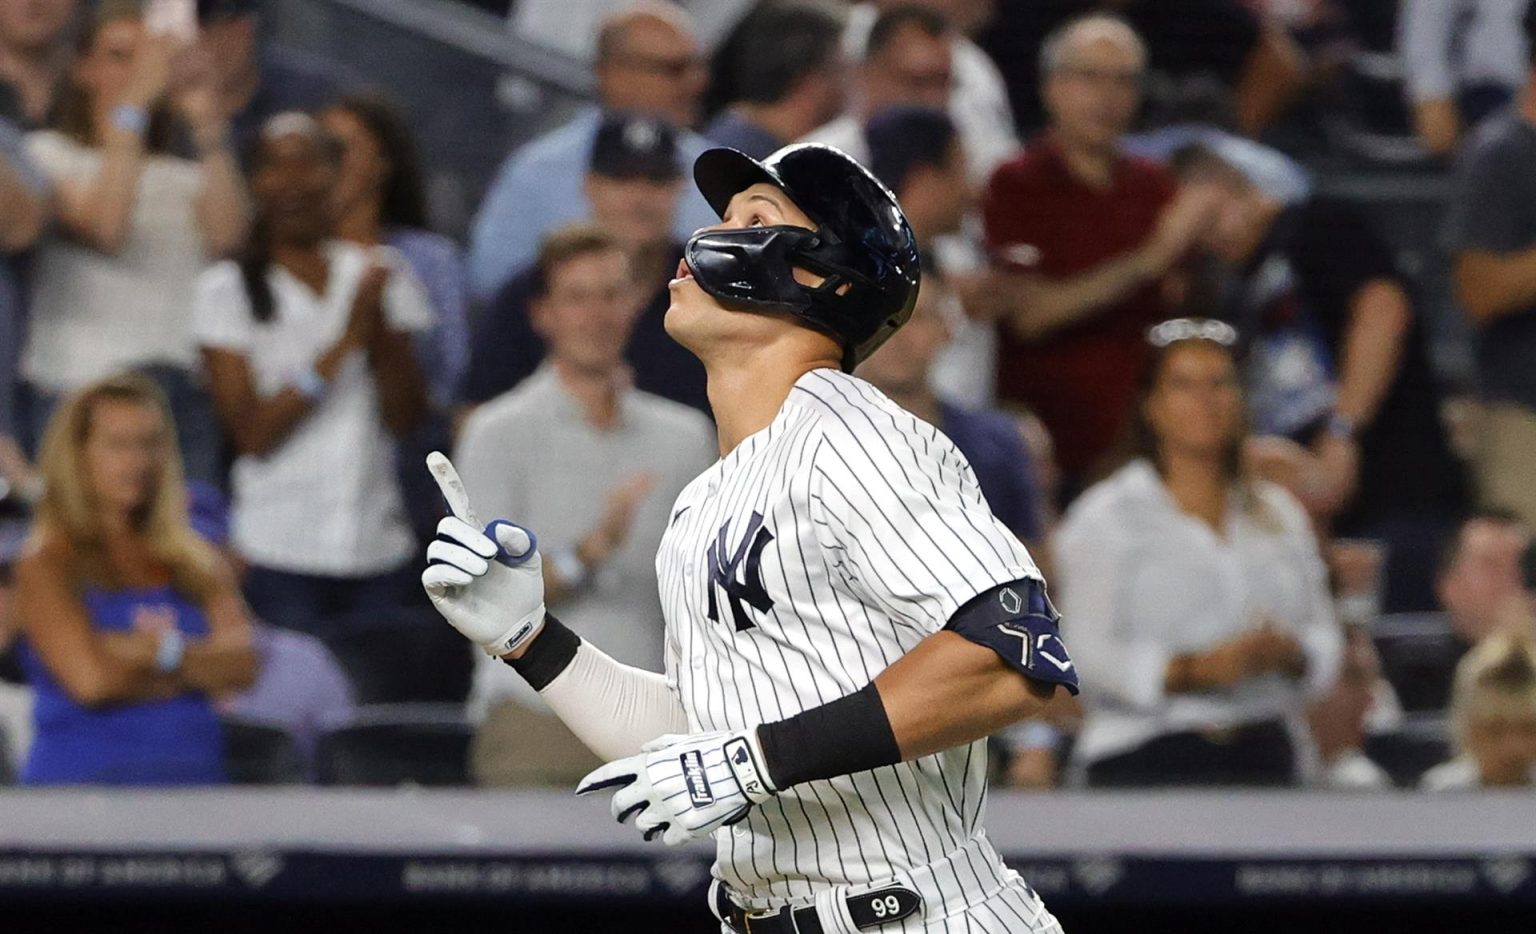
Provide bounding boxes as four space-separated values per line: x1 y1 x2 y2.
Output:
684 226 879 347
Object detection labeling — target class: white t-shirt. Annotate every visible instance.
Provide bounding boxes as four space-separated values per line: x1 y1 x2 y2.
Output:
191 241 434 577
23 130 211 390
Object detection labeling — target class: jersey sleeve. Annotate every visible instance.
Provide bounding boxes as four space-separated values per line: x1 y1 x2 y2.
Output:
808 386 1040 639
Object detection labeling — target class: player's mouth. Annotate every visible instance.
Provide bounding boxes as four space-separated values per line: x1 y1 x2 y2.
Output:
671 258 694 285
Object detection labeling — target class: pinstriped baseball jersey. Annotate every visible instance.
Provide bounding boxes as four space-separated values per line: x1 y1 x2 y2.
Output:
656 367 1043 907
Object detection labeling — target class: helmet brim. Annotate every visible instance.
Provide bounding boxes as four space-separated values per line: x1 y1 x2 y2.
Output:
694 148 787 220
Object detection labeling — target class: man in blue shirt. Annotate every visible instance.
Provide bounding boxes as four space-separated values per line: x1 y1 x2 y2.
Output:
467 1 718 301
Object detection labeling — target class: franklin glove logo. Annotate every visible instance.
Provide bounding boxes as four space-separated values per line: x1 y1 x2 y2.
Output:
681 750 715 806
706 512 775 632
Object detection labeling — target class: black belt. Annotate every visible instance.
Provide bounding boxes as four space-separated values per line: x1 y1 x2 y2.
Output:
715 883 922 933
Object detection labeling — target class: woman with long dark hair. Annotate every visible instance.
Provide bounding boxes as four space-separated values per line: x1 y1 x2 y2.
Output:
1054 318 1343 787
21 0 248 480
13 374 255 785
320 92 467 403
320 93 467 544
191 112 432 637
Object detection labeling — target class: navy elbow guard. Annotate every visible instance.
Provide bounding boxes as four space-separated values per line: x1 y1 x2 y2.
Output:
945 578 1079 696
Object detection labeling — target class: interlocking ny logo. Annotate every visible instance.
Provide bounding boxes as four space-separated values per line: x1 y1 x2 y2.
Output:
706 511 775 631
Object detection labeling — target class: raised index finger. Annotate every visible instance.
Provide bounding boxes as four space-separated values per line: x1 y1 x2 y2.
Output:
427 451 478 525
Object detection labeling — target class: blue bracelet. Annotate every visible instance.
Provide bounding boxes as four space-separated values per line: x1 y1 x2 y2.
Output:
155 629 185 674
289 364 329 402
111 104 150 136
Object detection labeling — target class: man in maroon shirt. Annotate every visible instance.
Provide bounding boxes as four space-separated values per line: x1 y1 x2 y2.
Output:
980 13 1221 497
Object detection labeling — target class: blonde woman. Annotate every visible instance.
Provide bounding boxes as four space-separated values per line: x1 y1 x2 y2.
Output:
1422 632 1536 790
12 375 255 785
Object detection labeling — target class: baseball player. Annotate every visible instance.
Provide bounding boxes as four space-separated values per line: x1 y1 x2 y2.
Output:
423 143 1078 933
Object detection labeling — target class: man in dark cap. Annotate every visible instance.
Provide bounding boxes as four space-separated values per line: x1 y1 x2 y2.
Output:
458 113 708 415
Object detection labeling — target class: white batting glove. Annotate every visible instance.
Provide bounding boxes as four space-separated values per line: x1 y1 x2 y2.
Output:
576 729 776 846
421 451 546 656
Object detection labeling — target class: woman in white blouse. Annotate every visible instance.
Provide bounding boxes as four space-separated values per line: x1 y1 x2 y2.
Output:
192 114 431 639
22 0 248 481
1055 318 1342 787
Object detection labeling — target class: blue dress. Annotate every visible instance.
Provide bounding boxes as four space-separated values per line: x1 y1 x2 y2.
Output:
20 584 226 785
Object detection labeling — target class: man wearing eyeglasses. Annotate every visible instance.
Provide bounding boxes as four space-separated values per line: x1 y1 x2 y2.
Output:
977 13 1225 503
798 6 955 168
467 1 719 301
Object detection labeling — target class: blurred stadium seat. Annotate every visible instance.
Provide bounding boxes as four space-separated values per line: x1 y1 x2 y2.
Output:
1364 713 1453 788
1373 612 1463 713
325 607 474 705
220 717 306 785
316 702 473 787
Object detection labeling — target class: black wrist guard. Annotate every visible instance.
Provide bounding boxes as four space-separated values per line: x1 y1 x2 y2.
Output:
502 612 581 691
756 682 902 790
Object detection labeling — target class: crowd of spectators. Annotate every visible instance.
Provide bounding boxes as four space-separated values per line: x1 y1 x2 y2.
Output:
0 0 1534 796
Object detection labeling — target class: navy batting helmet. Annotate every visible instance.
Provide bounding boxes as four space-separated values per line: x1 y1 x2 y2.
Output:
687 144 921 371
